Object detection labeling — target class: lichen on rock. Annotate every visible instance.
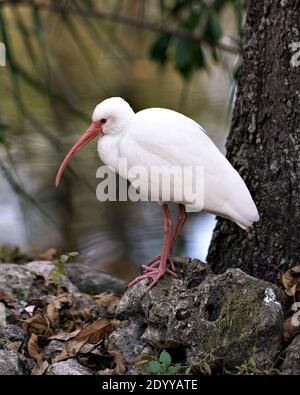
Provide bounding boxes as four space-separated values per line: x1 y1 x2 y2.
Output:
281 335 300 375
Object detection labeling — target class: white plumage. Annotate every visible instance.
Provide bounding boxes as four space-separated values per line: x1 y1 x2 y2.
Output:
56 97 259 289
97 97 259 229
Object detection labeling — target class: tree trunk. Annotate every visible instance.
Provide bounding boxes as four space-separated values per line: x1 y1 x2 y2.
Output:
207 0 300 282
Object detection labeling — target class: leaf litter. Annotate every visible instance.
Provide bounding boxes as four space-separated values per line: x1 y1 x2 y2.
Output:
3 263 126 375
278 265 300 342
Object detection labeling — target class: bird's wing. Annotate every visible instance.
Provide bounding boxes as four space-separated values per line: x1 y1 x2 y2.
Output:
119 108 259 228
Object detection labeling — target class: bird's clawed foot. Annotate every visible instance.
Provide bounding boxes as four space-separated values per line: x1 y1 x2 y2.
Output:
127 266 178 290
141 255 176 273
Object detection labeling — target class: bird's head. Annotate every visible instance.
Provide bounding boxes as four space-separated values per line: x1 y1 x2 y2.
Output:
55 97 134 187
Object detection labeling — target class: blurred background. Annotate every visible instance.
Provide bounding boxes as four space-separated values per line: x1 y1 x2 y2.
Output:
0 0 243 280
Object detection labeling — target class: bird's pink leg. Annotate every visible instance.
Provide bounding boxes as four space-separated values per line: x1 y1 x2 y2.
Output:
141 204 187 273
128 204 177 289
169 204 187 256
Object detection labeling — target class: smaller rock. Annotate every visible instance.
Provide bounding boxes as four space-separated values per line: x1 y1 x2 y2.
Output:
108 321 153 365
0 262 80 312
25 261 55 283
0 303 6 326
0 349 32 375
67 264 127 295
47 358 94 375
0 325 28 343
281 335 300 375
25 261 78 293
0 264 35 302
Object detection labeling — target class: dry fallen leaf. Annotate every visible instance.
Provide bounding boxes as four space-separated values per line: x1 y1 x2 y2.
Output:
93 293 120 315
74 317 116 344
54 317 116 362
279 265 300 297
23 311 52 337
134 353 154 369
27 333 50 375
46 293 74 326
109 349 127 375
31 360 49 376
0 288 17 309
38 248 57 261
48 329 81 342
28 333 42 361
284 313 300 342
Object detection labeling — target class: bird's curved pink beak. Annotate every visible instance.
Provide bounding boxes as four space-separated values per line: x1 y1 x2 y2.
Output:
55 120 103 187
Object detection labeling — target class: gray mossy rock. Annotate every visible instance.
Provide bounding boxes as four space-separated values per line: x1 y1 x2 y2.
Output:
66 263 127 295
108 320 153 365
0 349 32 375
0 264 36 302
0 261 77 305
47 358 94 375
109 257 287 371
281 335 300 375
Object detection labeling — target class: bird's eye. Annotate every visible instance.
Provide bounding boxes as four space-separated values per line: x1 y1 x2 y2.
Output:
100 118 107 124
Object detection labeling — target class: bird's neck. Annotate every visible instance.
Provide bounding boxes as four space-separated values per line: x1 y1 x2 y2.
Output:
97 134 122 172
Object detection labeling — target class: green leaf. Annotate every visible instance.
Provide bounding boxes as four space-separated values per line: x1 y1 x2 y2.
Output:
190 43 205 70
159 350 172 366
167 366 177 374
60 254 69 263
185 12 201 32
50 270 61 284
56 261 67 276
168 363 181 374
68 251 79 257
150 33 171 65
148 361 162 374
175 38 191 77
204 11 223 45
171 0 192 16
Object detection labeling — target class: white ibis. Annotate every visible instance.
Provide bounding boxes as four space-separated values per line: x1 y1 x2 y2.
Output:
55 97 259 290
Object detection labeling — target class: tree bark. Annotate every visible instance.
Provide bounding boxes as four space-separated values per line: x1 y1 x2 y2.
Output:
207 0 300 282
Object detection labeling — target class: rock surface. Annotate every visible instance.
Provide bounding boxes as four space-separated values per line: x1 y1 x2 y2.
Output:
0 349 32 375
109 257 287 370
0 303 6 326
281 335 300 375
0 325 28 344
0 261 76 304
67 263 127 295
47 358 94 375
